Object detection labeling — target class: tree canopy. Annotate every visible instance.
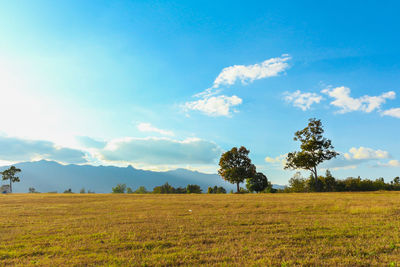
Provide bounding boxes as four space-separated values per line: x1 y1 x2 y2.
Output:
218 146 256 193
246 172 270 193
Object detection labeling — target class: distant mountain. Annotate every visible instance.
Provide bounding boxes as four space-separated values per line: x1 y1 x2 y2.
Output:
0 161 285 193
0 160 236 193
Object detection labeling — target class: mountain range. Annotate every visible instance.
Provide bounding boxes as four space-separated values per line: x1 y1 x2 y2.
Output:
0 160 284 193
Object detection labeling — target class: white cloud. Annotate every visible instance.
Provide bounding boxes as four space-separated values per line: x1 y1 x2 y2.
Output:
344 147 390 160
183 95 242 117
322 147 392 170
183 55 290 117
382 108 400 118
137 122 174 136
212 54 291 88
97 137 222 165
322 86 396 113
265 154 287 169
385 160 400 167
375 160 400 167
0 136 88 164
265 155 285 164
284 90 323 111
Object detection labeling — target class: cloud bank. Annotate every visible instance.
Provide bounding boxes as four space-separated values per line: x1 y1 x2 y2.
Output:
97 137 222 165
0 136 88 164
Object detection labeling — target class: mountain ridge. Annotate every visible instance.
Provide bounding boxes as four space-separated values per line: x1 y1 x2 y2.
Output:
0 160 285 193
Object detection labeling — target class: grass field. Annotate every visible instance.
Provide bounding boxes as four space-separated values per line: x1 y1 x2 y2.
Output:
1 192 400 266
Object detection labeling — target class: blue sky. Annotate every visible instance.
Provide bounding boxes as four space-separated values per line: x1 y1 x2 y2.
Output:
1 1 400 184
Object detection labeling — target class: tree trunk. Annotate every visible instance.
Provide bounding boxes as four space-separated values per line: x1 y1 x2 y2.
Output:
236 182 240 193
313 166 318 192
9 179 12 193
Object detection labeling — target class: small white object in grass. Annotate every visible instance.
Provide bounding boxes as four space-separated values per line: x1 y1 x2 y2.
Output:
188 209 192 212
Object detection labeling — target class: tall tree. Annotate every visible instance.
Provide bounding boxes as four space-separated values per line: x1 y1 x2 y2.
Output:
284 118 338 191
1 166 21 193
218 146 256 193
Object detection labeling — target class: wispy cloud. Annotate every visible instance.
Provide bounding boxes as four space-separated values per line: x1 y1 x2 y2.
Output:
137 122 174 136
211 54 291 89
377 160 400 167
322 86 396 113
183 95 242 117
284 90 323 111
381 108 400 118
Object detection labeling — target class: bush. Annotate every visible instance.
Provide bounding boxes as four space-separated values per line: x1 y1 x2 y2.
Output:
112 184 126 193
28 187 38 193
175 187 187 194
153 182 175 194
207 186 226 194
134 186 148 194
186 184 202 194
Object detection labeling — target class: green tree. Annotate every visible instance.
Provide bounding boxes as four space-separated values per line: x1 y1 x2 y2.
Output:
134 186 148 194
288 172 307 192
175 187 187 194
1 166 21 193
80 188 86 194
392 177 400 190
28 187 37 193
216 186 226 194
63 188 73 193
126 187 133 194
153 182 175 194
208 186 227 194
285 118 339 191
186 184 202 194
218 146 256 193
112 184 126 193
246 172 269 193
322 170 336 192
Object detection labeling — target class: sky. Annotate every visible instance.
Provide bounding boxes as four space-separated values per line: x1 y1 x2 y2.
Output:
1 0 400 185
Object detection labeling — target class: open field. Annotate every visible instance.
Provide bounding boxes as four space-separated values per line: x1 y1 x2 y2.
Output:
1 193 400 266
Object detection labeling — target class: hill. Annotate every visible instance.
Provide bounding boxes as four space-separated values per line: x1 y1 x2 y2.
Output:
0 160 238 193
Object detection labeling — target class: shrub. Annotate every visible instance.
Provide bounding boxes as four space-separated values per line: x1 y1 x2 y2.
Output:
134 186 148 194
186 184 202 194
112 184 126 193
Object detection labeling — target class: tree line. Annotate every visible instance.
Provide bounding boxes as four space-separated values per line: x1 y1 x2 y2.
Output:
110 183 220 194
285 171 400 192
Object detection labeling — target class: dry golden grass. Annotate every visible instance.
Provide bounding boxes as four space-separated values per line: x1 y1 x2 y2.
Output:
1 192 400 266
